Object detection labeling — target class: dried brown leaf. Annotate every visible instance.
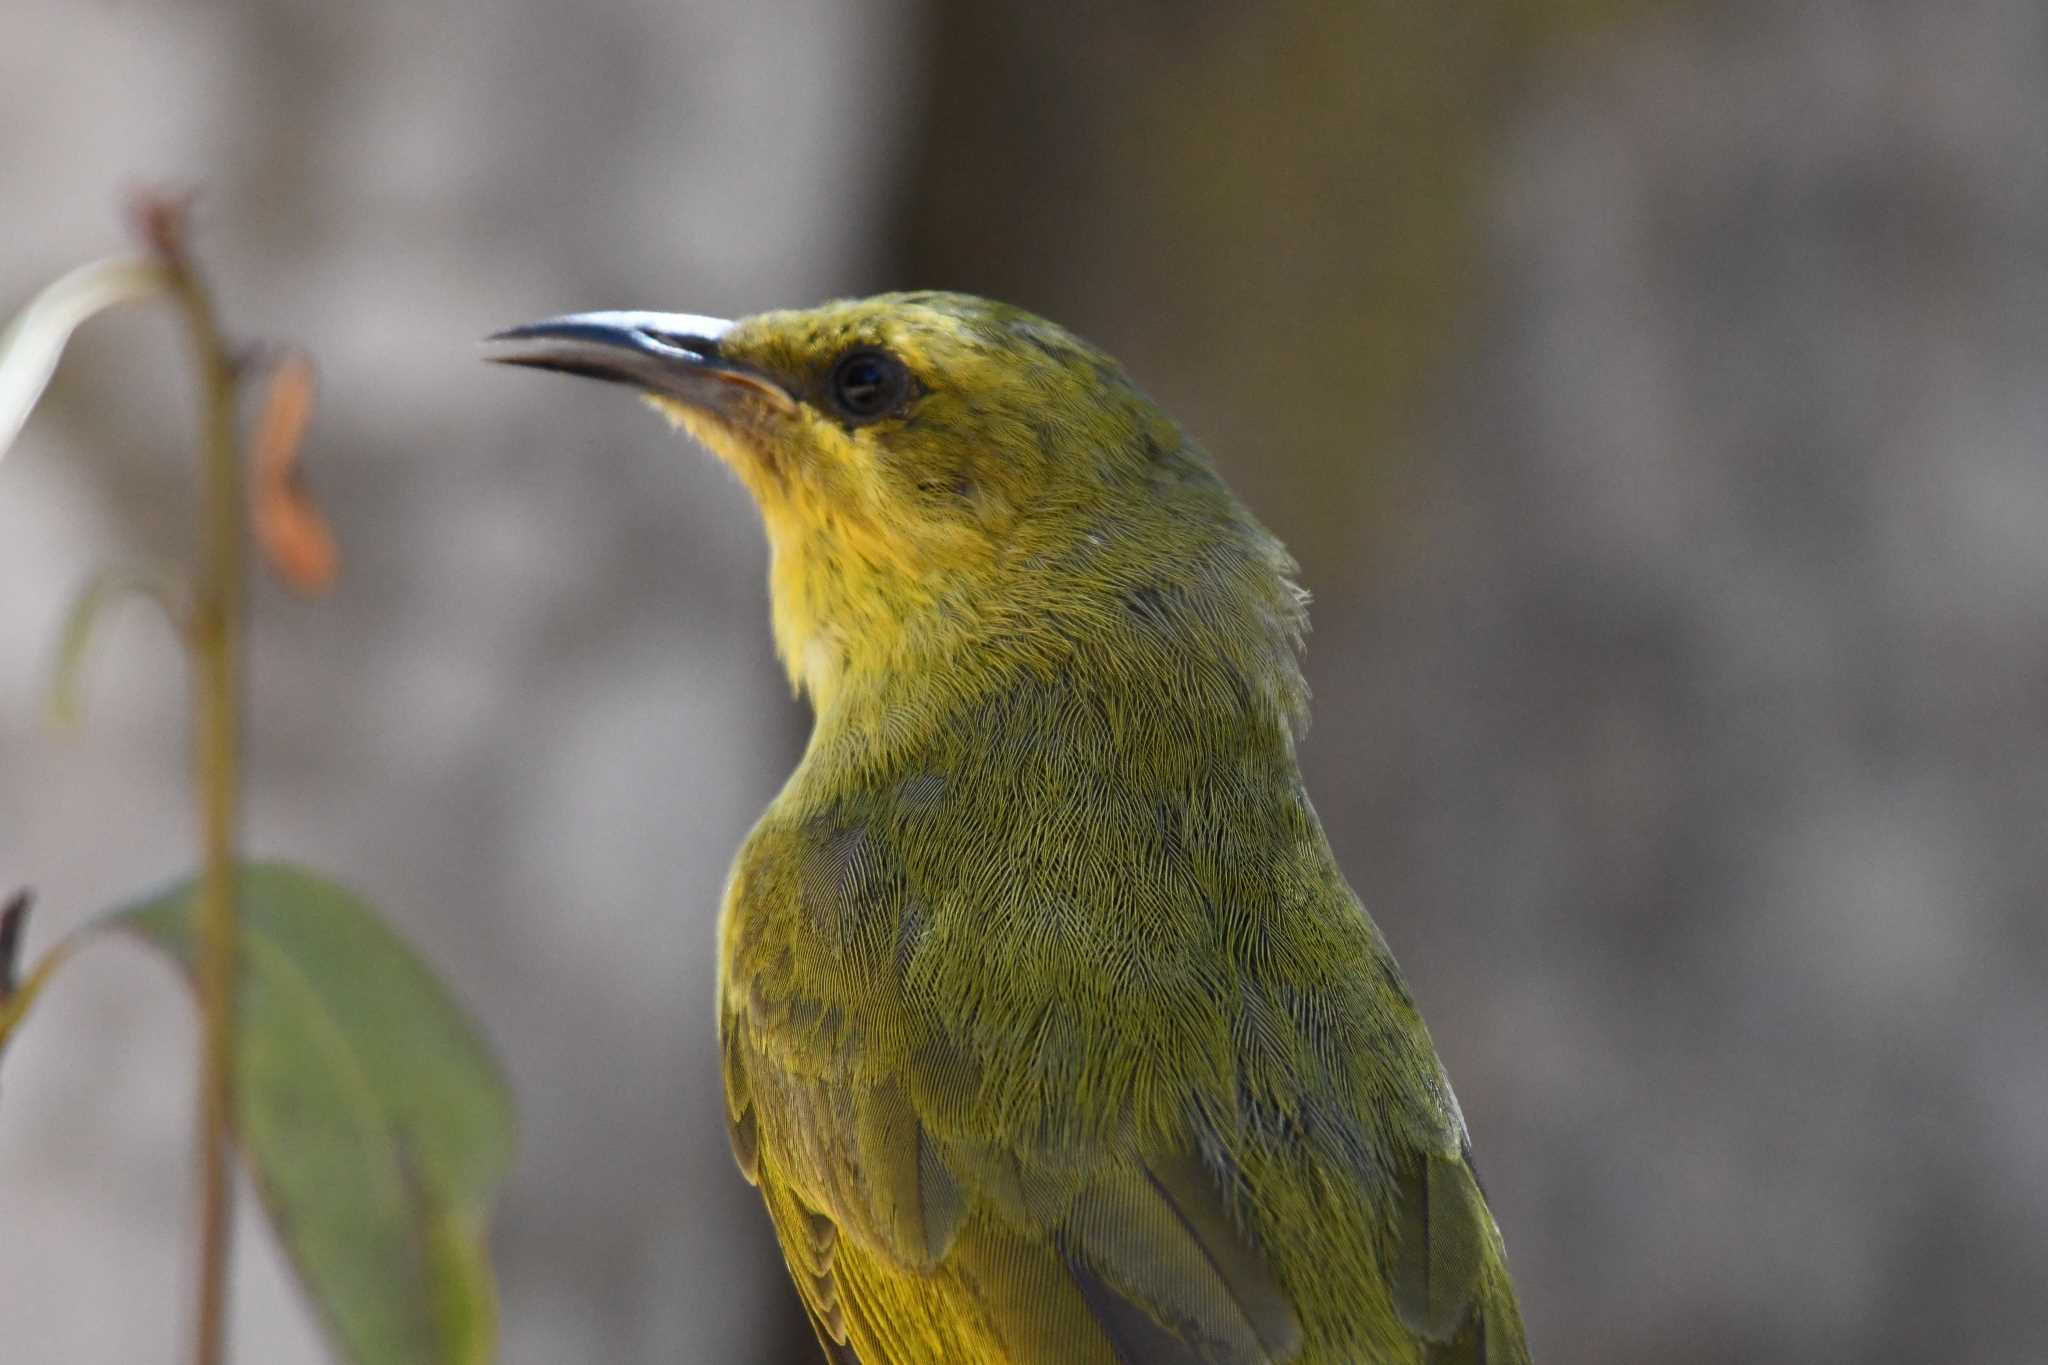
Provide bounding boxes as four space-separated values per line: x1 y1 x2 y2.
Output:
249 350 338 595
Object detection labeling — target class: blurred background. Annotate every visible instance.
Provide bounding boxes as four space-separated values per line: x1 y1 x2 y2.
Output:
3 2 2044 1361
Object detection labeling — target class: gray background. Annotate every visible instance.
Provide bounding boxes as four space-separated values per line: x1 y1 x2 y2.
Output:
2 3 2043 1362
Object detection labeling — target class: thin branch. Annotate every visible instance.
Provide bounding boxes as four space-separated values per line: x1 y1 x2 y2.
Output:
0 893 80 1074
138 191 245 1365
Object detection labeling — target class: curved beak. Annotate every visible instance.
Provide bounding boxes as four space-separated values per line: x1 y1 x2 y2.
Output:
481 310 794 413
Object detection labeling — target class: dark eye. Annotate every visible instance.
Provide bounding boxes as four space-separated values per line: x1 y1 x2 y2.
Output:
828 348 912 420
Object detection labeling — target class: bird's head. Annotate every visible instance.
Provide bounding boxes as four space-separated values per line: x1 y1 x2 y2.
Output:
487 292 1305 722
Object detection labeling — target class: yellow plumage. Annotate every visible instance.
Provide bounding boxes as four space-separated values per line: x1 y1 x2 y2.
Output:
492 293 1530 1363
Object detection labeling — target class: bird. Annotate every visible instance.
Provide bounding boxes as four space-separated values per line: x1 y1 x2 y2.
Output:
486 292 1530 1364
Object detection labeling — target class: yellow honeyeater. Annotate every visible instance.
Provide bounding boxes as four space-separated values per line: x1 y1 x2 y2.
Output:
487 294 1529 1364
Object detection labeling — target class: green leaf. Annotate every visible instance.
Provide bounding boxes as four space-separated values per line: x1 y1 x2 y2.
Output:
114 862 517 1365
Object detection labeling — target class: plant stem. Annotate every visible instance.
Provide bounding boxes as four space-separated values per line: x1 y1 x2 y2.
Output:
150 203 244 1365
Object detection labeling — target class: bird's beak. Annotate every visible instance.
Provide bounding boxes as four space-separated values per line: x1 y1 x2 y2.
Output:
481 310 795 414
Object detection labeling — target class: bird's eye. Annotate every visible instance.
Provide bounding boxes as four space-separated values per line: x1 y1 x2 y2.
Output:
828 349 912 420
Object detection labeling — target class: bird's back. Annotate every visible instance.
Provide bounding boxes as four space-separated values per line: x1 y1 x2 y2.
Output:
718 645 1529 1363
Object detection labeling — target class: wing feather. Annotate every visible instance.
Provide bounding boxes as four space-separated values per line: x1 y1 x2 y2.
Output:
716 782 1528 1363
727 995 1307 1363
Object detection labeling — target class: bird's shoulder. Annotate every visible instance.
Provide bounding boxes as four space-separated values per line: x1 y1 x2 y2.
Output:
715 711 1423 1123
